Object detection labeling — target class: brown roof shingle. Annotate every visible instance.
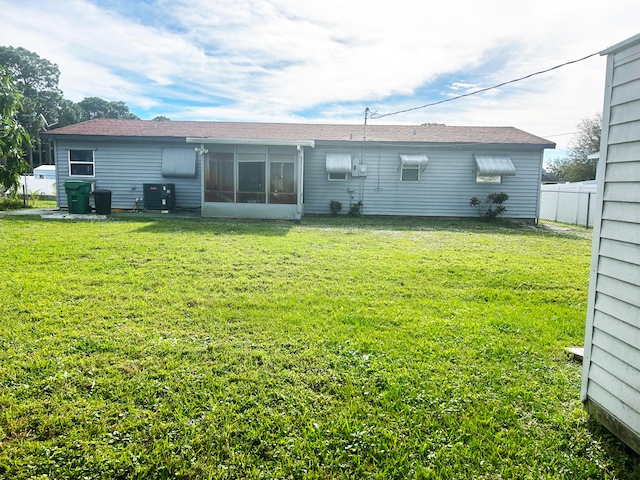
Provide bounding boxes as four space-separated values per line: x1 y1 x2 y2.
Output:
42 118 555 146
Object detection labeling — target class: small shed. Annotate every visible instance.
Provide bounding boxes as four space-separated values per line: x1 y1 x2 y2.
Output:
580 32 640 454
33 165 56 180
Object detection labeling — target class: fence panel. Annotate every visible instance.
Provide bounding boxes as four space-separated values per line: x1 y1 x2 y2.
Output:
540 189 597 227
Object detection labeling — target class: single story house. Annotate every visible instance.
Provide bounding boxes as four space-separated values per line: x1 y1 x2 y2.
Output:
580 32 640 455
41 119 554 220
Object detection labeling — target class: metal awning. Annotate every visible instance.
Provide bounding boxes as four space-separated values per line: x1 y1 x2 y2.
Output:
326 152 352 173
162 148 197 178
400 154 429 167
474 155 516 176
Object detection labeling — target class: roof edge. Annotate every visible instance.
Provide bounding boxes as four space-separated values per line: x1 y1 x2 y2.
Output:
600 32 640 55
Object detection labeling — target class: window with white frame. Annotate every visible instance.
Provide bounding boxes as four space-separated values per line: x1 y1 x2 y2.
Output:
476 175 502 184
326 152 351 181
69 150 95 176
474 155 516 184
399 154 428 182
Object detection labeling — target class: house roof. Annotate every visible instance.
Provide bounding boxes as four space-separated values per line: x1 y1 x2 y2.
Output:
42 118 555 147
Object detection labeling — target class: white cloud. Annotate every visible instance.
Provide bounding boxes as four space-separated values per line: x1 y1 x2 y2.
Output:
1 0 638 148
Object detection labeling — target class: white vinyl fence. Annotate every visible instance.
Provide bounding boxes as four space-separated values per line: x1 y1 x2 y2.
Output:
539 182 597 227
18 175 57 196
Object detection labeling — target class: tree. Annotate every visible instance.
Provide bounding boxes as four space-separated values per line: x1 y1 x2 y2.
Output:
0 46 64 166
548 112 602 182
0 68 31 194
77 96 139 120
152 115 171 121
57 98 84 127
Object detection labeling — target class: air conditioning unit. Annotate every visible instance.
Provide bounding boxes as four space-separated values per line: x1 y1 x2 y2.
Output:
143 183 175 211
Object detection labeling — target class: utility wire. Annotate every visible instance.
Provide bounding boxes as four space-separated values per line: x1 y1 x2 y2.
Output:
369 52 600 119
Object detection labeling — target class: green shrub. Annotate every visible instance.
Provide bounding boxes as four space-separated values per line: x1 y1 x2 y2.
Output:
348 201 363 217
329 200 342 215
470 192 509 220
0 195 25 211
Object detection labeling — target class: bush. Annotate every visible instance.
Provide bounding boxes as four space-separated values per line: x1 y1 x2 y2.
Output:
348 201 363 217
469 192 509 220
329 200 342 215
0 195 25 211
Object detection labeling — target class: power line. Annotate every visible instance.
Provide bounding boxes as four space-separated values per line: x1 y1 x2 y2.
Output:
369 52 600 119
541 131 579 138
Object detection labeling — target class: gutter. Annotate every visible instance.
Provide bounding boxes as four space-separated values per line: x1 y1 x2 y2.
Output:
186 137 315 148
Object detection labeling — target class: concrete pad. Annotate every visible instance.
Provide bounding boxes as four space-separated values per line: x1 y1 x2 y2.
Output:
41 213 107 220
565 347 584 361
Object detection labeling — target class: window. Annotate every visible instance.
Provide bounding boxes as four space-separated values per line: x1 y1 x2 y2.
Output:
401 167 420 182
326 152 351 181
399 154 428 182
69 150 94 176
474 155 515 184
476 175 502 184
205 152 234 202
328 172 347 181
270 154 296 204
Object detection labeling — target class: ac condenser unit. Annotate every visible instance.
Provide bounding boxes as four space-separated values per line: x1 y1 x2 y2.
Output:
143 183 176 211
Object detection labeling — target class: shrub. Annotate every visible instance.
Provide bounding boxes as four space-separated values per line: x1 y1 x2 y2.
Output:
329 200 342 215
348 201 363 217
0 195 25 211
469 192 509 220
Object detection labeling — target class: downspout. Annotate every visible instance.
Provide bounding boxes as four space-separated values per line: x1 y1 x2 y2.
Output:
360 107 369 207
535 150 544 224
53 139 60 208
296 145 304 221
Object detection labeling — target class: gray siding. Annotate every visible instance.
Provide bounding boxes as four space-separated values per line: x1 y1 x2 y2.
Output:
304 143 543 218
54 140 201 210
581 34 640 454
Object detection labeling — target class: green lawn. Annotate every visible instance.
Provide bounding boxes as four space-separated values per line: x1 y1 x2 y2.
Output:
0 216 637 479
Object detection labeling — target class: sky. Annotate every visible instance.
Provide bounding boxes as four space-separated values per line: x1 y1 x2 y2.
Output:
1 0 639 152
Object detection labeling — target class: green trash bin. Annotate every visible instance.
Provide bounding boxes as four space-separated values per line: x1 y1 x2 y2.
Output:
64 181 92 214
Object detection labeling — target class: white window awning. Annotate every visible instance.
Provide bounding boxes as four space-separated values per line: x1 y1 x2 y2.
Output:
400 154 429 167
474 155 516 176
326 152 352 173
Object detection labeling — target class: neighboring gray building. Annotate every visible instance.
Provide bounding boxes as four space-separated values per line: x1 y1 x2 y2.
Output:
42 119 554 220
580 33 640 455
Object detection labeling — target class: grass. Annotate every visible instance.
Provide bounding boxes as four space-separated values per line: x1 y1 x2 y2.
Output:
0 215 637 479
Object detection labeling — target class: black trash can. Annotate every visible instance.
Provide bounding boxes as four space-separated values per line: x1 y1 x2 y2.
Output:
93 189 112 215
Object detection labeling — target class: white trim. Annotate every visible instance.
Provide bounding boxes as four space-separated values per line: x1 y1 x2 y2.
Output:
187 137 315 148
68 149 95 177
600 32 640 55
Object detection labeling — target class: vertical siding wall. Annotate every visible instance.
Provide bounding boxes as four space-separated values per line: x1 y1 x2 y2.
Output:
54 141 201 210
581 36 640 454
304 142 544 218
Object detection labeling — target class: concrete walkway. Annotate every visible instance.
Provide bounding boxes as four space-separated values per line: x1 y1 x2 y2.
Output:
1 208 201 220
